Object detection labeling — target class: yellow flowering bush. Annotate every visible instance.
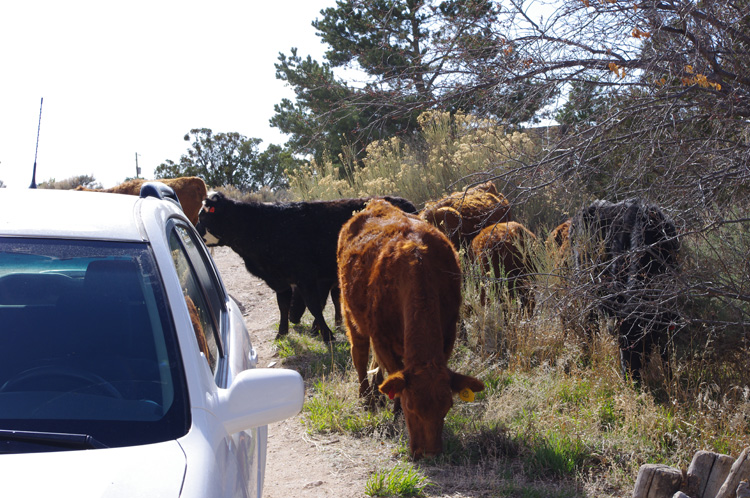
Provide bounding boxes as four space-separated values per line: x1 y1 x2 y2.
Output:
286 110 535 207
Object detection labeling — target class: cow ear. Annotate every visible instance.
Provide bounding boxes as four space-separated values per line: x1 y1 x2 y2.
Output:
379 371 407 400
206 191 224 203
449 371 484 395
202 201 216 214
202 193 222 213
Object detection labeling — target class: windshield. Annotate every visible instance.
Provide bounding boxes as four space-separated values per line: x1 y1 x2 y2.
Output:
0 237 189 453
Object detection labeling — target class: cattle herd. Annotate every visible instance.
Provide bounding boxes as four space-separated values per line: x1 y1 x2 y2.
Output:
82 177 681 459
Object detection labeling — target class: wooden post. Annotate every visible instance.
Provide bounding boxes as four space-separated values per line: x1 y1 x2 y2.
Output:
688 450 735 498
716 448 750 498
633 464 683 498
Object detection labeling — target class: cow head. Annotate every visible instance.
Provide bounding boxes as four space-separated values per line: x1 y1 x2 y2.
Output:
379 364 484 460
196 191 226 247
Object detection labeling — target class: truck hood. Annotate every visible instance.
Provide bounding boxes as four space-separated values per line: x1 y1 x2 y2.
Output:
0 440 186 497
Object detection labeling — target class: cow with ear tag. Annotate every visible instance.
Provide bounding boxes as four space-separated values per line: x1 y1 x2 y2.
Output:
337 199 484 460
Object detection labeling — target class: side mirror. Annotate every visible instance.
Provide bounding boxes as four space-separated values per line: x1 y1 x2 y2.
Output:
217 368 304 434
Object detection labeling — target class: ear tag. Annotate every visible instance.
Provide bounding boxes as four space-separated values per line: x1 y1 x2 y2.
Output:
459 388 475 402
208 206 215 213
387 389 395 400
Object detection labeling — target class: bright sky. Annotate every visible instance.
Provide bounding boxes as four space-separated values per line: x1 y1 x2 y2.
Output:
0 1 332 188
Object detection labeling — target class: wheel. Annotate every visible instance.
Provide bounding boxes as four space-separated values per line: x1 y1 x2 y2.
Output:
0 365 123 398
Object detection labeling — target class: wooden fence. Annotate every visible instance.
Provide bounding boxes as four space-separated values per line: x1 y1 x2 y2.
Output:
633 447 750 498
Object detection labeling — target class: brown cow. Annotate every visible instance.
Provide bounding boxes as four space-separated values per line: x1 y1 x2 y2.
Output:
470 221 537 313
420 206 463 249
77 177 207 225
546 219 572 264
337 199 484 459
420 181 511 249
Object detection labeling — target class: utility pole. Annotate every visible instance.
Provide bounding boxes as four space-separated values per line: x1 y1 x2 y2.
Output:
135 153 141 178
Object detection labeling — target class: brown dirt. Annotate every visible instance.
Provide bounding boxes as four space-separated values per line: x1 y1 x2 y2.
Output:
212 247 401 498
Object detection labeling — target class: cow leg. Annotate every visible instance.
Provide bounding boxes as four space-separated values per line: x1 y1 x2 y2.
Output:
293 285 333 337
392 397 403 417
619 343 646 382
367 355 386 409
291 285 332 332
317 285 330 318
518 279 536 316
274 287 293 340
369 354 400 414
313 282 340 326
369 339 406 414
618 318 646 382
330 284 343 328
348 330 372 400
579 309 599 361
299 284 335 343
288 287 307 324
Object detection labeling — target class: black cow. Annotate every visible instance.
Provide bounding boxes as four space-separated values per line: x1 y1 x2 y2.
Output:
569 199 680 380
196 192 417 343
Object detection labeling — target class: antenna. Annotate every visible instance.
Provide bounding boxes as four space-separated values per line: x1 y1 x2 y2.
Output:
29 97 44 189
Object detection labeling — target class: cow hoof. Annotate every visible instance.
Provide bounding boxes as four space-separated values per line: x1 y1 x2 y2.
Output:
365 398 383 412
274 332 288 341
362 388 385 411
374 395 387 410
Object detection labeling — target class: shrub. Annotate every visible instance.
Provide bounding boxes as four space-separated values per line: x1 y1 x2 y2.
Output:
286 110 535 209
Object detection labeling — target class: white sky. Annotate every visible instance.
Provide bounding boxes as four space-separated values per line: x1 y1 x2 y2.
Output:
0 1 332 188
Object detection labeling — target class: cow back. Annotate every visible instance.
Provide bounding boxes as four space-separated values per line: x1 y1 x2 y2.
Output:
75 177 207 225
421 181 511 248
470 221 536 278
570 199 679 288
338 199 462 368
198 193 416 292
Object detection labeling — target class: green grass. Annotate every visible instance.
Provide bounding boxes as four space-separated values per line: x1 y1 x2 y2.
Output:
289 327 749 495
526 431 590 477
496 481 580 498
365 464 432 497
303 378 397 436
440 420 520 465
274 331 351 379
